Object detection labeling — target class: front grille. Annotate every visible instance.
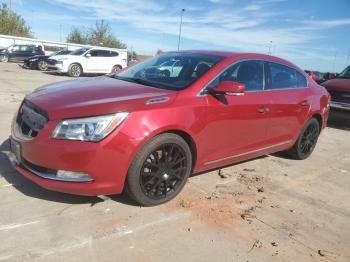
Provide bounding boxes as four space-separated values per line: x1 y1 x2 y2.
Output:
16 100 48 138
21 157 56 176
328 90 350 101
47 59 57 65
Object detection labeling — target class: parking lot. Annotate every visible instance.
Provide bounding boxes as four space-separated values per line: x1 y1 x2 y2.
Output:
0 62 349 262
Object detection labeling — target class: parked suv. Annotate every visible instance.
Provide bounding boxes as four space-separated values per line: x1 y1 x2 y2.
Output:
0 44 45 62
48 47 127 77
321 65 350 110
9 51 330 206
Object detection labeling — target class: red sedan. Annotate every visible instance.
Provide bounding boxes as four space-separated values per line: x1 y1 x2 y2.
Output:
10 51 330 206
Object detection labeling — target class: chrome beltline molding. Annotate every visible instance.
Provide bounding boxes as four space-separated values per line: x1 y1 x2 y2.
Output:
204 140 293 166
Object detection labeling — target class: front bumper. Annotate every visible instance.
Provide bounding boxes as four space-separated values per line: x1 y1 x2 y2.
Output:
330 101 350 110
10 119 137 196
22 60 37 69
47 63 66 72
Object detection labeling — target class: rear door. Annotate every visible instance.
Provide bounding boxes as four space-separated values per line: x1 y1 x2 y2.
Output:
200 60 271 166
15 45 34 61
264 61 310 144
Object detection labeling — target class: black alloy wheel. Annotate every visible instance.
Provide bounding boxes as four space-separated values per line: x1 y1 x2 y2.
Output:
140 143 187 200
126 133 192 206
288 118 320 160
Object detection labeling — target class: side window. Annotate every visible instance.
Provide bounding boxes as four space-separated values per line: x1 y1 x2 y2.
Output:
295 71 307 88
89 50 99 57
267 62 297 89
110 51 119 57
97 50 111 57
10 45 20 52
207 60 264 91
20 46 29 51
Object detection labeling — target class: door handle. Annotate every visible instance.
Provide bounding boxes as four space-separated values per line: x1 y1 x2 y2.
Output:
258 107 269 113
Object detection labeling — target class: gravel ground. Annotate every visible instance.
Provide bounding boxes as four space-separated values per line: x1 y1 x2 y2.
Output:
0 62 349 262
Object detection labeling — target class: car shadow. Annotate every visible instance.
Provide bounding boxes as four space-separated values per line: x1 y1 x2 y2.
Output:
0 138 138 206
327 109 350 131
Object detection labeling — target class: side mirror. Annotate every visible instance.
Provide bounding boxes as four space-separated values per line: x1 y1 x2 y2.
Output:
211 81 245 96
85 53 91 58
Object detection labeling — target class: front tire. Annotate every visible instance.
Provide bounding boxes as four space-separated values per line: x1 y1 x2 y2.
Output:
68 63 82 77
0 55 9 63
38 60 48 71
287 118 320 160
126 133 192 206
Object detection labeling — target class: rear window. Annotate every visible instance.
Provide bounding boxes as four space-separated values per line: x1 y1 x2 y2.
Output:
267 62 307 89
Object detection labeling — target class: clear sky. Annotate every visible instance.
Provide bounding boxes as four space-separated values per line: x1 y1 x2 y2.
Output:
3 0 350 72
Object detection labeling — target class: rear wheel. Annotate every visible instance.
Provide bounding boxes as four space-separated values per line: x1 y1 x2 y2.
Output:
68 63 82 77
111 65 122 73
126 133 192 206
38 60 48 71
0 55 9 63
287 118 320 160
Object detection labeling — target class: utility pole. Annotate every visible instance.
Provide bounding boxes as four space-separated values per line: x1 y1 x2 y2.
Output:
268 41 273 55
59 24 62 43
332 52 337 73
177 9 185 51
9 0 12 10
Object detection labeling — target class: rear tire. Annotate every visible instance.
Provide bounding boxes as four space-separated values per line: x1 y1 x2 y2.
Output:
111 65 122 73
38 60 48 71
126 133 192 206
68 63 82 77
0 55 9 63
287 118 320 160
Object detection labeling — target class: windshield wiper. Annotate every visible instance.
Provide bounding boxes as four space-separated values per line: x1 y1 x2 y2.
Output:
114 76 165 89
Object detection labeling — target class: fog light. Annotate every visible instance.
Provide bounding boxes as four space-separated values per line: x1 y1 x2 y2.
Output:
57 170 93 182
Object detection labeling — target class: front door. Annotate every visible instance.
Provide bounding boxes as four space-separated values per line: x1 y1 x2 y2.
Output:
199 60 271 167
83 49 109 73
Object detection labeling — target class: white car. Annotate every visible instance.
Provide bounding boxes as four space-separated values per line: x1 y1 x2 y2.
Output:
48 47 128 77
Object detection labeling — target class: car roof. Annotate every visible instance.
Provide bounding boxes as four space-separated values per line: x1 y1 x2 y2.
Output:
166 50 236 57
165 50 305 74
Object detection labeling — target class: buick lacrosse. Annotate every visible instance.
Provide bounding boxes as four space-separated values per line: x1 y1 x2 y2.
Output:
10 51 330 206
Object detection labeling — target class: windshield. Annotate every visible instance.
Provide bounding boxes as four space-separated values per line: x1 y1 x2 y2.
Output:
337 66 350 79
70 48 90 56
116 53 225 90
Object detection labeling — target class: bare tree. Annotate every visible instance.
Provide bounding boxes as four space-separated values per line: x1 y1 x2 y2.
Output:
66 26 88 44
66 20 126 49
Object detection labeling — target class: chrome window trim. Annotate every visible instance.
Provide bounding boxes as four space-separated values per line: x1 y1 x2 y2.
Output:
204 140 293 166
197 58 308 97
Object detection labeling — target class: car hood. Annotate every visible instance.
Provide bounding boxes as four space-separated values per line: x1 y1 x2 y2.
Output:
25 76 176 120
321 78 350 92
26 55 49 60
49 55 70 60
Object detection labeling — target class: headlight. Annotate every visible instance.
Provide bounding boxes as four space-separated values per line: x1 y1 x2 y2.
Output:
52 112 128 142
29 59 37 62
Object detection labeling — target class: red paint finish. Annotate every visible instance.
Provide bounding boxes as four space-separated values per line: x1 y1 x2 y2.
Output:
11 51 330 196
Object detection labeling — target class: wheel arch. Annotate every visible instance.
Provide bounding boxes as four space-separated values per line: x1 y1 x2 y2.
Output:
310 113 323 133
69 62 84 72
159 129 197 170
